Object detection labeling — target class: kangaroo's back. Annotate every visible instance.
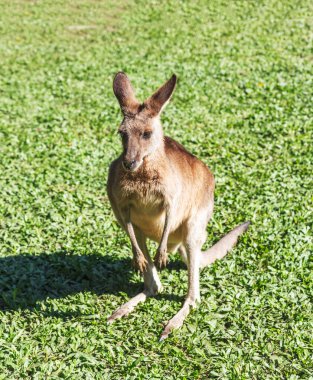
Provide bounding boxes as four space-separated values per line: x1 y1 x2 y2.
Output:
164 136 215 203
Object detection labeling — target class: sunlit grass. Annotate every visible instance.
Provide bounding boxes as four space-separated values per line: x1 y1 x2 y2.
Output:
0 0 312 378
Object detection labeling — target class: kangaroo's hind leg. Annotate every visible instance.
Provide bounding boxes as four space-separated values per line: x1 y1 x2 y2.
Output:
160 213 207 340
108 230 162 323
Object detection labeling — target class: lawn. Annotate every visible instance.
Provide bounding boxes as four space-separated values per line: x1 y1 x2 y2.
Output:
0 0 312 378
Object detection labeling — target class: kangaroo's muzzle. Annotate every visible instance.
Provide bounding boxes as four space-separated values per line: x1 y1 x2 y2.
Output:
122 159 139 171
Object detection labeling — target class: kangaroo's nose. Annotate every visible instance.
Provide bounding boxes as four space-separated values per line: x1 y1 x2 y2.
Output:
123 159 136 170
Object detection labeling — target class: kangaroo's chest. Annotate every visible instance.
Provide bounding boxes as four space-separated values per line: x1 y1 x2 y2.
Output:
119 173 166 240
119 167 164 204
123 177 165 218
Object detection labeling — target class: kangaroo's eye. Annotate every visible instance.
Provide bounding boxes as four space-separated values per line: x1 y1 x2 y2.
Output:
142 131 152 139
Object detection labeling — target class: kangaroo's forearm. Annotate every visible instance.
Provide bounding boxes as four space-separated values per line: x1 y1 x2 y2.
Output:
154 210 172 269
126 220 140 250
158 211 172 252
126 220 148 272
120 206 148 272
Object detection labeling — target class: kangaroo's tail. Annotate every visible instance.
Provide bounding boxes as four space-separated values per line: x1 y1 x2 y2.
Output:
200 221 250 268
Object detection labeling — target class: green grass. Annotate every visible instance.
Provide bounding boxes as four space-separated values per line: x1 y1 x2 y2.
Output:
0 0 312 378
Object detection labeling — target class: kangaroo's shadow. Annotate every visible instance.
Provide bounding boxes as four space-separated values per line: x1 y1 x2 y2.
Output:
0 251 185 317
0 251 138 313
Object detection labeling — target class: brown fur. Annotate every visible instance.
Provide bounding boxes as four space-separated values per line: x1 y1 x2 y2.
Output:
107 73 250 339
108 136 214 248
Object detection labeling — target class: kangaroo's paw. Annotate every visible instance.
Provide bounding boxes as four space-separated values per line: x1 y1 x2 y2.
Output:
154 249 168 270
132 254 148 273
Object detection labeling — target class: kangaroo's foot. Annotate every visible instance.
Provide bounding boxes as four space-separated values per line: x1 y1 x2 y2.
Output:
159 296 199 341
107 291 148 323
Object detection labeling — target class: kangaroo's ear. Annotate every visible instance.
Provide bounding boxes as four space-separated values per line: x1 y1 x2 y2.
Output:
145 74 177 116
113 72 139 114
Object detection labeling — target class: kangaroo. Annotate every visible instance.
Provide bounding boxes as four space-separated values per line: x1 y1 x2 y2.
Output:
107 72 250 340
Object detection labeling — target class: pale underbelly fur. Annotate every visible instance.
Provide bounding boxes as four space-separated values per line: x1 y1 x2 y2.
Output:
130 206 183 245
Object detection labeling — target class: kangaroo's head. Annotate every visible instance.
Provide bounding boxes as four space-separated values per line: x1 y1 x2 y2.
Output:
113 72 177 172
